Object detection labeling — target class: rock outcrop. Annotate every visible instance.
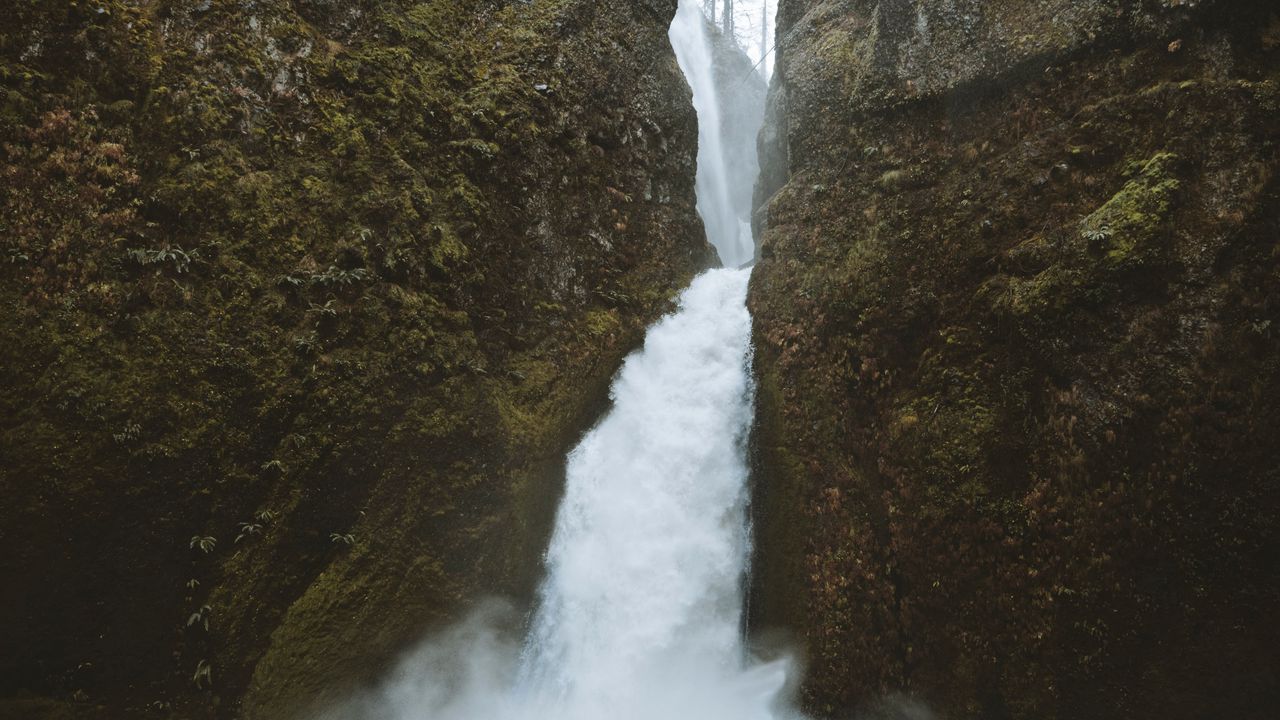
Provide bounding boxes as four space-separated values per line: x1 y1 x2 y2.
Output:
0 1 706 717
749 1 1280 717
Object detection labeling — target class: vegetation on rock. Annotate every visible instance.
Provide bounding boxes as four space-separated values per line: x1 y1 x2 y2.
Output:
750 1 1280 718
1 1 705 717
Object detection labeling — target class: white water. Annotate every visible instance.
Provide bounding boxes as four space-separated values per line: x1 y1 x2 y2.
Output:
513 266 787 720
670 0 756 268
321 3 796 718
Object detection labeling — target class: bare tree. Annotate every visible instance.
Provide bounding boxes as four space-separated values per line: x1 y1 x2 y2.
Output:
723 0 735 38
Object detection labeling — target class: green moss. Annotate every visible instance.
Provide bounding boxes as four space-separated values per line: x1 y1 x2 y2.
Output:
876 169 906 190
983 266 1072 320
750 5 1280 717
896 338 1000 506
1082 152 1182 266
1 0 702 714
584 308 622 337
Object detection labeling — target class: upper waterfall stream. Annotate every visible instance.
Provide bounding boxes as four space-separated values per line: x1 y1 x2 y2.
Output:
321 3 794 718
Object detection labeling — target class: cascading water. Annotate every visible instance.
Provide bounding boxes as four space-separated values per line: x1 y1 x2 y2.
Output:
513 264 786 720
669 0 761 269
510 4 787 716
323 3 795 718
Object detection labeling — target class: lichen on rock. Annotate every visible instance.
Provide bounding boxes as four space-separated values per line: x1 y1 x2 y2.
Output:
749 1 1280 718
0 1 707 717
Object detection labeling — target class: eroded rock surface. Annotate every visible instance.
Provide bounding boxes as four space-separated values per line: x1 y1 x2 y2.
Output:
750 1 1280 717
1 1 706 717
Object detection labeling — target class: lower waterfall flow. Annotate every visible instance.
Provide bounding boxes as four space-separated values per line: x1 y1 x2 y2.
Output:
323 3 793 717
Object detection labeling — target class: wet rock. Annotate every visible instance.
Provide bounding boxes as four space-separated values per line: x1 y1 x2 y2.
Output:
0 1 705 718
749 1 1280 718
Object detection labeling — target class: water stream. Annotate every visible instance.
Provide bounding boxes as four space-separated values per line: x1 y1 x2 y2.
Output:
514 263 783 720
324 3 792 717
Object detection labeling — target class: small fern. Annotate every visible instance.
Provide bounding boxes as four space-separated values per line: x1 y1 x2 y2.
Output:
235 522 263 543
192 660 213 689
186 605 211 632
112 422 141 444
127 246 197 273
1080 225 1113 244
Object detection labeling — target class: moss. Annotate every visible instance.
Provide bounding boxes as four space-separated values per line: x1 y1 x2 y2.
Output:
583 308 622 337
876 169 906 190
1 0 704 716
982 266 1075 321
1081 151 1182 266
751 2 1280 718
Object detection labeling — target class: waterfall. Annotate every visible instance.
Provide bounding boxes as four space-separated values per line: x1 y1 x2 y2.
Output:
669 0 762 268
512 3 789 716
514 265 786 720
320 3 794 718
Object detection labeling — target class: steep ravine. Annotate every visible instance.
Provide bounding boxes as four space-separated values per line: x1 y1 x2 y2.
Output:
1 1 706 718
8 1 1280 718
749 1 1280 718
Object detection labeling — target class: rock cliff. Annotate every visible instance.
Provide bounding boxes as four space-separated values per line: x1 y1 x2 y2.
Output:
0 1 706 717
749 1 1280 717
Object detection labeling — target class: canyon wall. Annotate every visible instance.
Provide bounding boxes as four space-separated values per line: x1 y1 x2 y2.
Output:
0 1 706 717
749 1 1280 717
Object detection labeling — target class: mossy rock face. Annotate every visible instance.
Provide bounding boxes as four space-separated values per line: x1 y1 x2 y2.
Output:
1079 151 1183 267
1 0 707 717
750 1 1280 718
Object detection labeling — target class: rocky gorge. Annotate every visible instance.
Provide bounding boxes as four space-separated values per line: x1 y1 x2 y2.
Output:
3 1 1279 719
